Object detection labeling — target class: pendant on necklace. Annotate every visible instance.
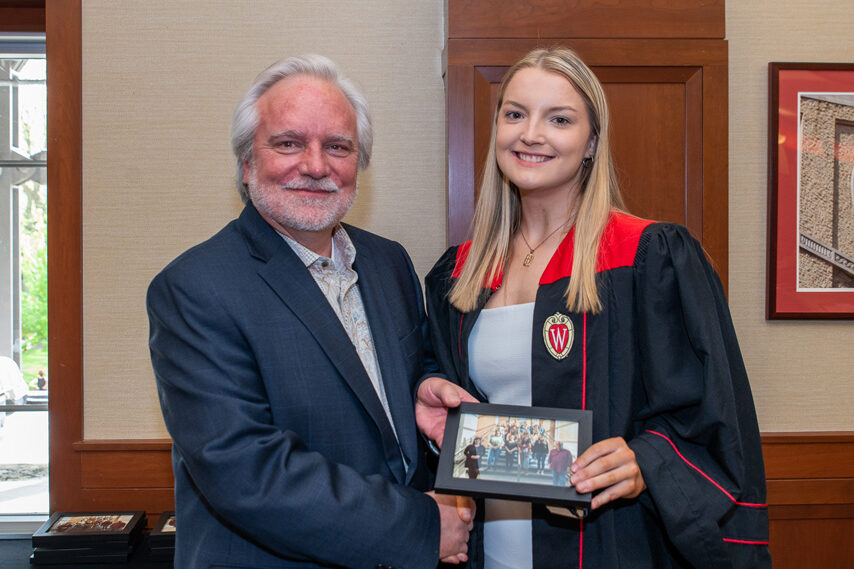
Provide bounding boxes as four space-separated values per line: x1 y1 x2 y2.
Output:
523 252 534 267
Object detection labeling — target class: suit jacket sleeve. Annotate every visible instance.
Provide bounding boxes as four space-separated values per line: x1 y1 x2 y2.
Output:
627 224 771 569
147 256 440 569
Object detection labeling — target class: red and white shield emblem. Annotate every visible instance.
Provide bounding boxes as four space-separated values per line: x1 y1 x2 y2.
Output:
543 313 574 360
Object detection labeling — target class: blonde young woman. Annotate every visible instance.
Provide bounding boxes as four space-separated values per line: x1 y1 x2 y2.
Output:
416 48 771 569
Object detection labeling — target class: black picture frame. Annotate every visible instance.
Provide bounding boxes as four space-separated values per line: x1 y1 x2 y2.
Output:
434 402 592 516
148 511 176 551
31 511 146 548
149 511 176 538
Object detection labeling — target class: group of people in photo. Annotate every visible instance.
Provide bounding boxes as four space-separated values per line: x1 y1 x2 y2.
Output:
460 419 575 487
50 515 130 534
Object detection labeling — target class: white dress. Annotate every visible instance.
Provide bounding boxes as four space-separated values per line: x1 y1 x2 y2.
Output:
468 302 535 569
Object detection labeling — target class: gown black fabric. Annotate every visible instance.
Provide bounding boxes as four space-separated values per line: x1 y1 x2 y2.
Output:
425 213 771 569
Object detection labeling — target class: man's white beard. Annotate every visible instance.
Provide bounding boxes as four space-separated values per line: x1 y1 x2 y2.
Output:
247 168 357 233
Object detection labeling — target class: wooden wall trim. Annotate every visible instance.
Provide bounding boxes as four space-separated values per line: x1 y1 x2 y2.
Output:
764 433 854 567
81 451 173 489
446 64 475 246
45 0 83 512
447 38 728 67
449 0 725 40
72 439 173 452
701 51 729 284
769 503 854 520
0 7 45 32
763 431 854 479
763 431 854 517
63 433 854 542
768 479 854 506
762 432 854 443
63 433 854 510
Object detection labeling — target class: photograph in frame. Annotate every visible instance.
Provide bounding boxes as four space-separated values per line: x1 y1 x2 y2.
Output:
435 402 592 517
767 62 854 318
31 511 146 548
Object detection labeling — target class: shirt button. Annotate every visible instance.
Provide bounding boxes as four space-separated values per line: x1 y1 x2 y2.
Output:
321 261 329 268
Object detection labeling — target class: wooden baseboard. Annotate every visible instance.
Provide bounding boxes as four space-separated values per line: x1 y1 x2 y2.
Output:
70 440 174 525
763 433 853 567
762 432 854 516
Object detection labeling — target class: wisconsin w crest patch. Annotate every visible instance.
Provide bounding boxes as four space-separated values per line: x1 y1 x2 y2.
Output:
543 312 574 360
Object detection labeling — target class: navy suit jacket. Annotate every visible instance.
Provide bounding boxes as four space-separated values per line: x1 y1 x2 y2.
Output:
147 204 440 569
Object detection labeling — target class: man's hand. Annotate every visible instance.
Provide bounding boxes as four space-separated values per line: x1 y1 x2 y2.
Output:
416 377 478 448
427 491 475 564
569 437 646 510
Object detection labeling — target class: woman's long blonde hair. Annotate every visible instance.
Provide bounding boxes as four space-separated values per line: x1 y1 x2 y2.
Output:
449 47 625 314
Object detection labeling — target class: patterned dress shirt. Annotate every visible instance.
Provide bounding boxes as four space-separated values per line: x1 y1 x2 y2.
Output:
280 226 400 444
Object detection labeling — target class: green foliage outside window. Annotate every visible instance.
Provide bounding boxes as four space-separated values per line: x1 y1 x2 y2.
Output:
21 239 47 351
20 179 48 384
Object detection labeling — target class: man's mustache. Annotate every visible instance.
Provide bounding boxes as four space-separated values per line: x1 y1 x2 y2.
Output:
280 177 339 192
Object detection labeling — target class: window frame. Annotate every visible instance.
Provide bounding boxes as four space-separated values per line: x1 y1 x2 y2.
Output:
0 2 48 535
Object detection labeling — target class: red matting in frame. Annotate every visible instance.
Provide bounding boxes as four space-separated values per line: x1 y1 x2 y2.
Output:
767 63 854 319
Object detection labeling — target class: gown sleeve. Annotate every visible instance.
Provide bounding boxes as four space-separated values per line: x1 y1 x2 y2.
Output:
627 223 771 569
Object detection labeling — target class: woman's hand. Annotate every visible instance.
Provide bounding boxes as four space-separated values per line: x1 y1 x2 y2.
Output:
569 437 646 510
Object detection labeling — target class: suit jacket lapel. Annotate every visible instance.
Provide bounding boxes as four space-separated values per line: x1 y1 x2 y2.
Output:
353 241 419 482
238 206 404 481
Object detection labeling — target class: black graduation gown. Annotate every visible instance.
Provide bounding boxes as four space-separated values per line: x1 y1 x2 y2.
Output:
425 213 771 569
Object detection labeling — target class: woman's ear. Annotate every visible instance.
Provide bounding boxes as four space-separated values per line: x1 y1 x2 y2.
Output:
585 135 598 158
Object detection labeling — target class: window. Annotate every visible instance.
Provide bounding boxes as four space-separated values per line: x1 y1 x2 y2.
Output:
0 34 48 524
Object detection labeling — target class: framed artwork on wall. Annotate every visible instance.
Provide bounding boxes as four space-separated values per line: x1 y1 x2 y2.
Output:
767 62 854 318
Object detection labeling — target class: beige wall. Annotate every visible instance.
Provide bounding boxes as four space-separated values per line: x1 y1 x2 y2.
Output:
81 0 447 438
727 0 854 431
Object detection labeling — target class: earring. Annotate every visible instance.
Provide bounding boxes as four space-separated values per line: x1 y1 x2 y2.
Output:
581 156 592 169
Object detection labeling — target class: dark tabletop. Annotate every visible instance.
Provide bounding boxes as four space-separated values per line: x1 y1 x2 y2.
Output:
0 535 172 569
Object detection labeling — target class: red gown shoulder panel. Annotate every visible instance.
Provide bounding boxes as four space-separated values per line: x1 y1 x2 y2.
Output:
450 240 502 291
540 212 655 285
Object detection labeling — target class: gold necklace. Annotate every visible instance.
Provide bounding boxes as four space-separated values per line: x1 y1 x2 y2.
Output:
519 221 569 267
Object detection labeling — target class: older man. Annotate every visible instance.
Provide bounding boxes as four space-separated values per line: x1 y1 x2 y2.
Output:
148 55 471 569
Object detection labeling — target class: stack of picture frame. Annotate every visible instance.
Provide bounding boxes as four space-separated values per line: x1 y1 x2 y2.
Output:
30 511 146 566
147 511 176 562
